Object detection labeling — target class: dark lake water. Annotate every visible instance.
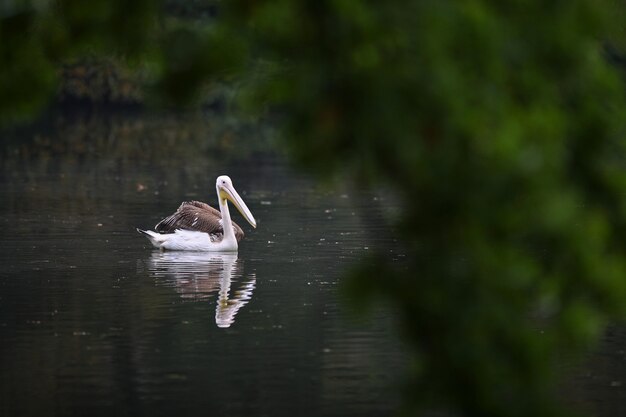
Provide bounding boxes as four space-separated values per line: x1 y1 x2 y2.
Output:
0 112 624 417
0 112 405 417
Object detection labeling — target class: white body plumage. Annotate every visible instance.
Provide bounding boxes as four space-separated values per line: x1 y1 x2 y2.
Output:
138 229 238 252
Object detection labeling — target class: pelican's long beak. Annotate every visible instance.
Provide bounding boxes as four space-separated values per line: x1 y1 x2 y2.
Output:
219 183 257 228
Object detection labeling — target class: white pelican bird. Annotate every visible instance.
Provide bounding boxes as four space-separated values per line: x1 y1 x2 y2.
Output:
137 175 257 251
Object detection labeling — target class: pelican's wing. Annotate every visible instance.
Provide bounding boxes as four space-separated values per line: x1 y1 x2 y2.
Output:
154 201 245 241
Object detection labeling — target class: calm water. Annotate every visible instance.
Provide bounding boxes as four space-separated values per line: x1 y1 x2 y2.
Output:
1 112 624 417
0 112 404 417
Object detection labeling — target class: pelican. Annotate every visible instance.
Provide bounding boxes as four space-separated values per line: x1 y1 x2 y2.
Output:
137 175 256 251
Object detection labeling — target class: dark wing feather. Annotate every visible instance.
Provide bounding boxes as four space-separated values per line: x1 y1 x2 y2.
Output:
154 200 245 242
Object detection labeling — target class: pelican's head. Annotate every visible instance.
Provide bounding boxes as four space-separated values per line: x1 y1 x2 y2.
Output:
216 175 257 228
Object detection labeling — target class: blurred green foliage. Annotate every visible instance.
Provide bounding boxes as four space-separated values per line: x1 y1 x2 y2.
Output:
225 3 626 415
0 0 240 119
2 0 626 416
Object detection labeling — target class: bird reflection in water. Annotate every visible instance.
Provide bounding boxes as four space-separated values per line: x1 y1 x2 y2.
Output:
147 252 255 328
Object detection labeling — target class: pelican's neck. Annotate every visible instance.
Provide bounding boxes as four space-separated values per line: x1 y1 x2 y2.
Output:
217 190 235 242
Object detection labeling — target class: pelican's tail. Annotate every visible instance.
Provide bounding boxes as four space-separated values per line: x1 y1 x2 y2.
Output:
137 228 167 249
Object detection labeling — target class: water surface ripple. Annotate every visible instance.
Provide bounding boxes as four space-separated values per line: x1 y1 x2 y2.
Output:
0 117 403 417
